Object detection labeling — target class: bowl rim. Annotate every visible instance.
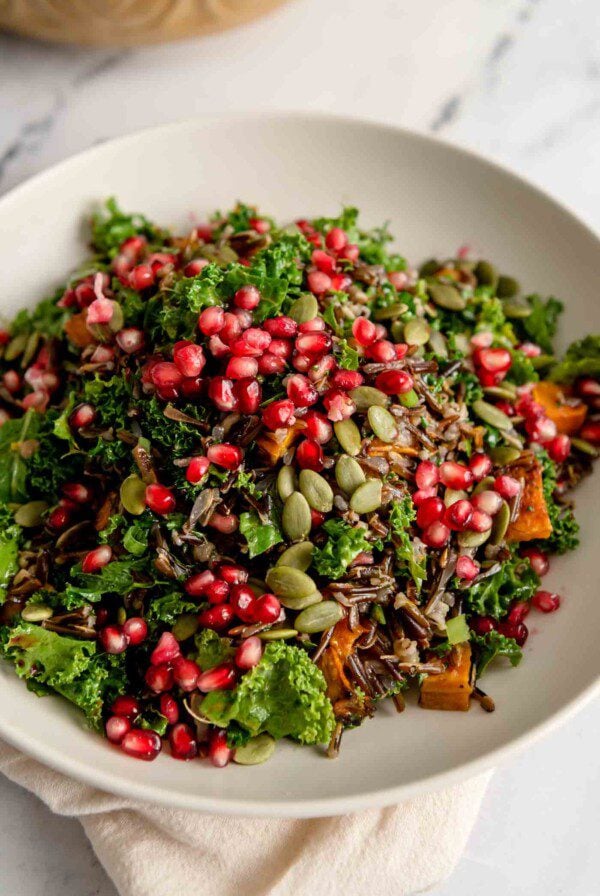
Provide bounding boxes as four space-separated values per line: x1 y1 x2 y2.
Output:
1 110 599 817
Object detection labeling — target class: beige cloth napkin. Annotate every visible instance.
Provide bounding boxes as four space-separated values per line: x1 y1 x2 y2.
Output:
0 738 490 896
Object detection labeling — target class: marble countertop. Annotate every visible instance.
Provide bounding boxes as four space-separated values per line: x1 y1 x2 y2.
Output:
1 0 599 893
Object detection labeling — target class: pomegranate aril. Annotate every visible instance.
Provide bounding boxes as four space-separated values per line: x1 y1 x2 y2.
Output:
180 374 204 397
421 521 450 548
235 636 263 670
477 347 512 373
292 353 313 373
296 438 324 471
234 377 262 414
262 399 296 430
122 617 148 646
471 331 493 349
338 243 359 262
106 715 131 744
145 483 176 515
415 460 439 490
286 374 318 407
352 317 377 347
129 264 155 291
444 499 474 531
208 729 233 768
111 695 140 719
469 509 493 532
375 369 414 395
331 370 363 390
82 545 112 574
197 662 236 692
252 593 282 624
456 555 480 581
226 356 259 379
412 487 438 506
184 258 209 277
299 318 326 333
86 297 115 326
207 443 243 470
311 508 325 528
198 306 225 336
116 327 144 354
365 340 396 363
172 657 201 692
204 579 230 605
439 461 473 490
160 694 180 725
416 496 445 529
145 663 174 694
3 370 20 393
263 316 297 338
307 270 331 294
577 377 600 400
295 332 332 357
325 227 348 252
469 453 492 481
120 234 146 260
70 403 96 429
207 511 239 534
151 362 183 391
219 313 242 345
303 410 333 444
184 569 215 597
173 341 206 378
322 388 356 422
307 353 336 383
508 601 530 624
99 625 129 655
150 631 181 666
186 456 210 484
198 604 235 630
521 546 549 577
579 421 600 444
169 723 198 760
494 475 521 499
311 249 336 274
497 621 529 646
471 490 503 516
268 338 293 360
208 376 239 412
547 434 571 463
470 616 496 635
230 584 257 623
232 284 260 310
258 353 287 375
532 590 561 613
526 415 557 443
519 341 542 358
121 728 162 761
217 564 249 585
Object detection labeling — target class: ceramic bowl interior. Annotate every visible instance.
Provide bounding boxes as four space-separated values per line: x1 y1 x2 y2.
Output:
0 114 598 816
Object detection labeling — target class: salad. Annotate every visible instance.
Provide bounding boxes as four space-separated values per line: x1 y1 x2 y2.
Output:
0 201 598 768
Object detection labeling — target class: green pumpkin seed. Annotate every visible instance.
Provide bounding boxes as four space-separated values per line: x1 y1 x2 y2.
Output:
398 389 420 408
428 282 466 311
5 333 27 361
502 299 530 319
419 258 440 278
350 479 382 514
453 332 470 354
458 528 491 549
489 446 521 465
258 628 298 641
277 465 297 501
472 475 495 495
14 500 48 527
427 329 448 358
282 491 311 542
265 566 316 601
390 321 404 342
490 500 510 544
497 275 520 299
172 613 199 641
248 578 267 597
472 399 513 431
295 600 345 634
334 419 362 456
444 488 468 507
404 318 431 346
21 332 40 368
120 474 147 515
288 293 319 323
277 541 314 571
234 733 276 765
299 469 333 512
349 386 389 410
483 384 517 402
531 353 555 370
373 303 407 321
21 603 53 622
571 437 599 458
278 589 323 611
367 405 397 443
335 455 366 495
475 260 498 289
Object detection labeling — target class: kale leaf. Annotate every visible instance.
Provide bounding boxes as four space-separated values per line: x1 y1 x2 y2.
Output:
520 295 563 354
0 504 21 605
536 450 580 553
472 631 523 678
550 335 600 384
91 198 163 259
313 518 372 581
239 509 283 558
195 628 234 671
463 553 539 619
389 497 427 591
0 409 40 503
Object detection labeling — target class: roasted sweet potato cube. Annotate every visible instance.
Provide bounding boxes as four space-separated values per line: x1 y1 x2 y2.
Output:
532 381 587 436
506 462 552 542
420 643 473 711
257 421 304 466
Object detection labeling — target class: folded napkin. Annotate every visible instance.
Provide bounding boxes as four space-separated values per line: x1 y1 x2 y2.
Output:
0 738 490 896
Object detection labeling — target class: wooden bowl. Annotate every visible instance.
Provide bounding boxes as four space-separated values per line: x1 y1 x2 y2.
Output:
0 0 289 47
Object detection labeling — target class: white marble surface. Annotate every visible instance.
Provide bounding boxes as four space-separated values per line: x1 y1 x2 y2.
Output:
1 0 599 893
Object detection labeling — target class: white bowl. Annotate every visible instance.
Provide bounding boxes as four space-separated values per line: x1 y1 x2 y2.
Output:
0 114 599 817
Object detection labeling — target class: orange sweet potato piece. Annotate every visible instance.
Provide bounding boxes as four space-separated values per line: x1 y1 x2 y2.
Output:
420 643 473 711
318 619 367 704
64 310 94 348
506 462 552 542
532 381 587 435
257 421 304 465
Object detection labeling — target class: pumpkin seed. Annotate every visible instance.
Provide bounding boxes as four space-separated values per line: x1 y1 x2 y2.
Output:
475 260 498 289
531 353 555 370
472 475 495 495
120 474 147 515
571 437 599 458
373 303 407 321
172 613 199 641
277 541 314 571
489 446 521 465
349 386 389 410
288 293 319 323
457 528 491 549
490 500 510 544
502 299 531 319
5 333 27 361
21 332 40 368
14 500 48 527
404 318 431 346
428 282 466 311
335 455 366 495
282 491 311 542
419 258 440 277
258 628 298 641
278 589 323 611
117 607 127 626
277 465 297 501
483 384 517 402
265 566 316 601
472 399 513 431
453 332 470 354
21 603 53 622
398 389 420 408
390 321 404 342
444 488 468 507
427 329 448 358
295 600 345 634
367 405 397 443
497 275 520 299
299 469 333 512
350 479 382 514
334 419 362 456
234 733 276 765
